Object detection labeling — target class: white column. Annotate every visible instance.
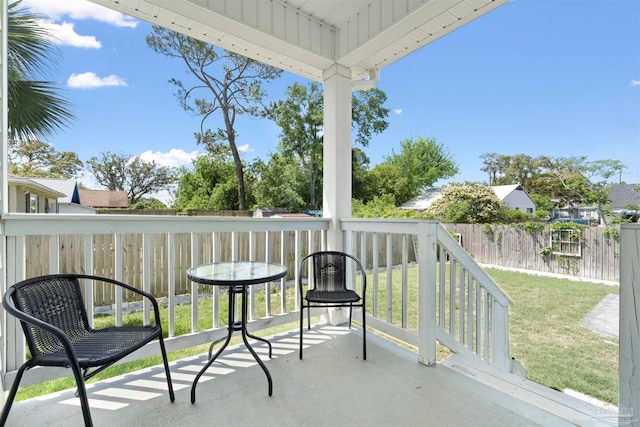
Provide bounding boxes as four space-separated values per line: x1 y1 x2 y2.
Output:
322 64 352 252
620 223 640 426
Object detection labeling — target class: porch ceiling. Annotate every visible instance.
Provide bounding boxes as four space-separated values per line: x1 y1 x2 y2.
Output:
87 0 508 82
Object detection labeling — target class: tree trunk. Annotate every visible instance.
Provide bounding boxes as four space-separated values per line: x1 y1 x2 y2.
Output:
226 125 246 210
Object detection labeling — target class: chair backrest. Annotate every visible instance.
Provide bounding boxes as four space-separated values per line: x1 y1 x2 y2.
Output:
309 251 349 292
7 275 90 358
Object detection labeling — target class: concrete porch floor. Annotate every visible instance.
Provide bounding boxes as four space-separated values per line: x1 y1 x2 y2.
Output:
3 325 617 427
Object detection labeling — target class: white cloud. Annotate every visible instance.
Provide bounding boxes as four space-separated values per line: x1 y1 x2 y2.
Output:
631 80 640 87
67 72 128 89
22 0 137 28
238 144 253 153
39 20 101 48
394 108 403 115
139 149 200 168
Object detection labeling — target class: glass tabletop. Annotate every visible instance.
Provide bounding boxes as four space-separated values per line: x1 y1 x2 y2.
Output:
187 261 287 286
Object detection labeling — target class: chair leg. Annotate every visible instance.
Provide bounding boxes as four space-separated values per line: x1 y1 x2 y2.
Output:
69 361 93 427
0 362 29 426
363 303 367 360
299 305 304 359
158 335 175 402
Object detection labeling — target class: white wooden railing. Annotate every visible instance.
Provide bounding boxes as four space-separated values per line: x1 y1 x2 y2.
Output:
342 219 512 370
1 214 511 391
1 214 329 387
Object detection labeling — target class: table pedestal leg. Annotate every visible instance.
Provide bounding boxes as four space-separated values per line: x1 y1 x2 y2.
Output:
191 284 273 404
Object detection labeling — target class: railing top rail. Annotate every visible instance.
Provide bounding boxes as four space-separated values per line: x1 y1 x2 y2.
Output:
2 214 330 236
341 218 439 234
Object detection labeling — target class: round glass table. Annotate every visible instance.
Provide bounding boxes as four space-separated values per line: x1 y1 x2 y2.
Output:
187 261 287 403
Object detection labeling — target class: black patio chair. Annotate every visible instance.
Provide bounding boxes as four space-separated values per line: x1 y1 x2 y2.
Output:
1 273 175 427
298 251 366 360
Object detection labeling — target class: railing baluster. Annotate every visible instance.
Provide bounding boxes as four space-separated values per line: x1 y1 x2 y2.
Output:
167 232 175 336
372 232 379 318
84 234 94 327
386 233 393 323
213 232 220 328
190 232 199 333
115 233 123 327
401 233 408 329
143 233 151 325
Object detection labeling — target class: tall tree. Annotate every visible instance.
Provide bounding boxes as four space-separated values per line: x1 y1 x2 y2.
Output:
146 27 282 210
263 82 389 209
8 138 82 178
173 152 255 211
369 136 458 205
8 1 74 140
86 151 176 203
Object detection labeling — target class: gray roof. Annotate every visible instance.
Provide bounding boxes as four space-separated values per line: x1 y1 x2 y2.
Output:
30 178 79 204
609 184 640 209
401 188 443 210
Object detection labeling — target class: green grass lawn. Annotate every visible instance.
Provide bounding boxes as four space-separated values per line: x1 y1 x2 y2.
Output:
15 268 619 405
486 268 618 405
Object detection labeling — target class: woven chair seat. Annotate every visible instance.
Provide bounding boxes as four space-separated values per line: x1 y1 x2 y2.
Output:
35 325 162 367
306 289 360 304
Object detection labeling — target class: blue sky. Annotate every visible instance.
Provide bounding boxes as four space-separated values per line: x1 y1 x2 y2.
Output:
21 0 640 202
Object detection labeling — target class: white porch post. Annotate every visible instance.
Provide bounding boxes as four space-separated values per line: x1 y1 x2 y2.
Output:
322 64 352 252
620 223 640 426
321 65 352 326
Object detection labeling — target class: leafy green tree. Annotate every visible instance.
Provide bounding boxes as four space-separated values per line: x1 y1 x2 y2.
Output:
8 138 82 178
86 152 176 203
146 27 281 210
8 1 74 140
173 153 255 211
252 154 306 212
263 82 389 209
369 136 458 205
428 182 502 223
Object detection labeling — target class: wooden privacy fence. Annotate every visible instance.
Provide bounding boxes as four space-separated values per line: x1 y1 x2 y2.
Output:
25 230 323 306
443 224 620 282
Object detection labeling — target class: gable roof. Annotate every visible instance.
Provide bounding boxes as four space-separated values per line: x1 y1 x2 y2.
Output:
78 189 129 209
400 188 443 211
491 184 524 201
609 184 640 209
30 178 80 204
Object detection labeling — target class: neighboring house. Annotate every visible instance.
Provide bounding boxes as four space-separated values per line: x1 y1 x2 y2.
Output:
491 184 536 214
550 205 598 224
609 183 640 221
400 187 443 211
253 207 290 218
401 184 536 214
7 174 66 213
78 189 129 209
30 178 96 214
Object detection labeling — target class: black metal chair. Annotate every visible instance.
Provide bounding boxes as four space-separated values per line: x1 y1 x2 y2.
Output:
1 274 175 427
298 251 366 360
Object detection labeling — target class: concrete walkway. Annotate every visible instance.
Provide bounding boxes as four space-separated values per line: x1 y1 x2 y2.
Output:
580 294 619 338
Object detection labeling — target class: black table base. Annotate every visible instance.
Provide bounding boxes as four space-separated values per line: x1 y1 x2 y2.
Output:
191 284 273 403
